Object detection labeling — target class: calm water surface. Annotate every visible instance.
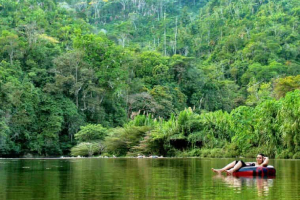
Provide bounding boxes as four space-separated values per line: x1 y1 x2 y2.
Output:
0 158 299 200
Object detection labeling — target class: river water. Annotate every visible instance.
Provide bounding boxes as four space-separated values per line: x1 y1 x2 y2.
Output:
0 158 299 200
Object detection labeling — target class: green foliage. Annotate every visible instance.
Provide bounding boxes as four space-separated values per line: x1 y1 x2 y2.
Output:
109 90 300 158
293 152 300 159
277 90 300 154
104 125 152 156
0 0 300 158
70 142 103 157
128 115 156 127
246 81 273 106
75 124 107 142
274 75 300 99
0 118 13 156
276 150 293 159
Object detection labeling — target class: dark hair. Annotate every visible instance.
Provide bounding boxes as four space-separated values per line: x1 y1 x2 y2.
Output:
258 153 265 157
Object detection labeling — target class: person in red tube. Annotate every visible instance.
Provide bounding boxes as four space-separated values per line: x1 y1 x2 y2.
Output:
211 153 269 175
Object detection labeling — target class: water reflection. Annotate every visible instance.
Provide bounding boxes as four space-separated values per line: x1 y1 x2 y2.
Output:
213 175 274 196
1 158 300 200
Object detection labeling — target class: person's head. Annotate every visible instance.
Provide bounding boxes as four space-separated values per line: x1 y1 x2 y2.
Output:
256 153 265 164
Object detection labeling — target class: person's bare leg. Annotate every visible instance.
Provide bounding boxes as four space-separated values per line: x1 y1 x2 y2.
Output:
212 161 236 175
227 161 243 175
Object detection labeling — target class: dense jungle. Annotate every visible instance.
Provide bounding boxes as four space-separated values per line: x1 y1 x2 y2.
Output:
0 0 299 158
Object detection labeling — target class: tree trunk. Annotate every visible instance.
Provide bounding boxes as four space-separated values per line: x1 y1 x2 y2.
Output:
164 13 166 56
174 17 177 55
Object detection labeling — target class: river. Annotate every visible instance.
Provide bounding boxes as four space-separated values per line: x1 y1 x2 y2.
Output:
0 158 299 200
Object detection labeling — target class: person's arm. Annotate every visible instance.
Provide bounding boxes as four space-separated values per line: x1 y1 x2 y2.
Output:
262 157 269 167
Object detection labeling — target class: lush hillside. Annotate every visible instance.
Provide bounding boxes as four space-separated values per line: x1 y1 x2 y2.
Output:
0 0 299 157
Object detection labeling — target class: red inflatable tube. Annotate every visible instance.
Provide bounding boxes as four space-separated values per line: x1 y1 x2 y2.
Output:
233 166 276 177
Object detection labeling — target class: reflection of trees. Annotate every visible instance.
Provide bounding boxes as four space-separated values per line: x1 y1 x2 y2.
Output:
2 159 290 199
214 175 274 197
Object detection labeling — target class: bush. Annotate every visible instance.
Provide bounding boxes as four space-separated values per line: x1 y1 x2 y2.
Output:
23 153 34 158
223 150 239 158
210 148 224 158
223 143 239 158
293 152 300 159
126 152 138 157
188 148 202 157
243 147 266 158
75 124 108 142
104 126 152 156
276 150 293 159
100 152 111 157
166 148 177 157
71 142 103 157
200 149 211 157
175 150 190 157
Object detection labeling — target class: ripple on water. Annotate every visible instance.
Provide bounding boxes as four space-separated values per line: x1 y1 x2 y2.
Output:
0 158 299 200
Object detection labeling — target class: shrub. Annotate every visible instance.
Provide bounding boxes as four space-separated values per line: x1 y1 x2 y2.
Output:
243 147 266 158
188 148 202 157
210 148 224 158
175 150 190 157
224 143 239 158
75 124 108 142
201 149 211 157
276 150 293 159
293 152 300 159
100 152 111 157
104 126 152 156
71 142 103 157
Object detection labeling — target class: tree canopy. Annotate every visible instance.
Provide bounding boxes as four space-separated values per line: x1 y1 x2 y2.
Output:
0 0 299 158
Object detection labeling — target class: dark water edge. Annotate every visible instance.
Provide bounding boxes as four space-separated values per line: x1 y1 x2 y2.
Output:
0 158 300 200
